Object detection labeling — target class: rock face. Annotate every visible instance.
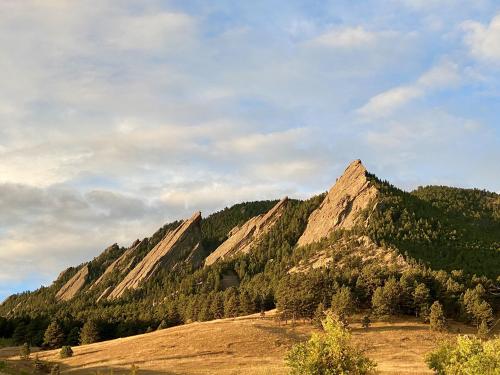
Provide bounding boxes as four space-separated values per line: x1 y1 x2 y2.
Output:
205 197 288 266
108 212 204 300
297 160 378 247
55 265 89 301
90 239 143 290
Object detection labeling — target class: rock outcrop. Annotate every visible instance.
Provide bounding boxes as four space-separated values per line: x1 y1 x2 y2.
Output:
297 160 378 247
55 265 89 301
108 212 204 300
205 197 288 266
90 239 143 290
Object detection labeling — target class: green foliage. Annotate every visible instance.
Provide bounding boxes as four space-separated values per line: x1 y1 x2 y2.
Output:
19 342 30 360
313 303 326 329
413 283 431 320
286 314 376 375
43 321 65 349
429 301 447 332
60 345 73 358
201 200 279 253
462 284 494 327
364 180 500 277
426 335 500 375
80 320 100 345
331 286 355 319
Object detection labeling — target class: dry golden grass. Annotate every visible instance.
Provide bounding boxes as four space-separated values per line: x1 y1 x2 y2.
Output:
0 312 481 375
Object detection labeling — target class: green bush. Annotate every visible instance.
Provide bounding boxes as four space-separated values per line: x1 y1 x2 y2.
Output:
426 335 500 374
60 345 74 358
286 314 376 374
19 342 30 360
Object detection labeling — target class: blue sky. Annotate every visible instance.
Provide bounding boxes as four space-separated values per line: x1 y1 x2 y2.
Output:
1 0 499 302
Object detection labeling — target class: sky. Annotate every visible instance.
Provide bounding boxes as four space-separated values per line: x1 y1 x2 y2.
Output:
1 0 499 302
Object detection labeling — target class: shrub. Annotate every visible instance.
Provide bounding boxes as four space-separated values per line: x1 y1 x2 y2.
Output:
362 315 371 329
286 314 376 374
19 342 30 360
60 345 74 358
426 335 500 374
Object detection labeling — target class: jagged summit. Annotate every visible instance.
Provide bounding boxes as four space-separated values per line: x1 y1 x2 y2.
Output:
107 211 204 300
205 197 288 266
297 159 378 247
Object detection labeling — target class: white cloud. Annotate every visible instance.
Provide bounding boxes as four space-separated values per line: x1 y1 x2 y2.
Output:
357 60 460 118
311 26 377 48
462 14 500 62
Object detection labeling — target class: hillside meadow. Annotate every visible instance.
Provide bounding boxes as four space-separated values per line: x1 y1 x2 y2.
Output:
0 311 486 375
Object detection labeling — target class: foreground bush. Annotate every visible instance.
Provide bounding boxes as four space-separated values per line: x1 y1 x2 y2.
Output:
60 345 73 358
286 314 376 375
426 335 500 374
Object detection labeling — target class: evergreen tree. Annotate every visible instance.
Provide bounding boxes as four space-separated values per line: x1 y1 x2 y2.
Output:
12 322 28 345
80 320 100 345
331 286 355 319
224 294 239 318
43 321 65 349
66 326 81 346
210 293 224 319
429 301 447 332
413 283 430 319
239 291 255 315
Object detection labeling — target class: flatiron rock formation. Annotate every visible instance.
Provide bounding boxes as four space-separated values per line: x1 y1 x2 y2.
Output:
55 265 89 301
108 212 204 299
90 239 143 290
297 160 378 247
205 197 288 266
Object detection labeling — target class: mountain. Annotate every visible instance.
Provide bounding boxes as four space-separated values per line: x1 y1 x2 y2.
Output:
297 159 377 246
205 197 289 266
108 212 205 300
1 160 498 350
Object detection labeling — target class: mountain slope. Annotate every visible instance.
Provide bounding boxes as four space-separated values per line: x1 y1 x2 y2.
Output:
108 212 204 300
0 160 498 352
205 197 289 266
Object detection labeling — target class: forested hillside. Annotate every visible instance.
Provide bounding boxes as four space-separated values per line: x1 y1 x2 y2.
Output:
1 161 498 352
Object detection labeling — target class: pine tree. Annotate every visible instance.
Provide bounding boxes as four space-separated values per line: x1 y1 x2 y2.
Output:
331 286 355 319
210 294 224 319
43 321 65 349
429 301 447 332
413 283 430 319
224 294 239 318
239 291 255 315
80 320 100 345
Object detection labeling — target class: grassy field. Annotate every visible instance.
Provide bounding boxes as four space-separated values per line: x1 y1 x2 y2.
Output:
0 312 482 375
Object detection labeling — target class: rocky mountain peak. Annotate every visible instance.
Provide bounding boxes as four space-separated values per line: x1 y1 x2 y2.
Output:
297 159 378 247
